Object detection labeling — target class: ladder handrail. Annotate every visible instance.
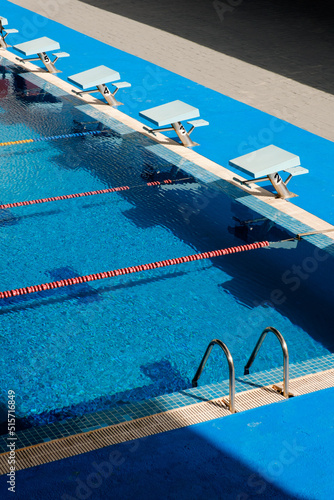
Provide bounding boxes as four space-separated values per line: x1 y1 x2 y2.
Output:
244 327 289 397
192 339 235 413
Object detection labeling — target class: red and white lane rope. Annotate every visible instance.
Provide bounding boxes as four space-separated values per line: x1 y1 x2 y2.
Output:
0 179 190 210
0 241 270 299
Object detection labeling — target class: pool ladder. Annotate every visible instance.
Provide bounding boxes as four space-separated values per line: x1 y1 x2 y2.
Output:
192 326 290 414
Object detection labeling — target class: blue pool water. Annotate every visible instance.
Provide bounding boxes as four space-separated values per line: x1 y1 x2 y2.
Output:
0 60 333 429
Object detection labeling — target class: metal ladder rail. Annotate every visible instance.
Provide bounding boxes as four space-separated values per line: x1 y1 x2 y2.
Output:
244 326 290 397
192 339 236 413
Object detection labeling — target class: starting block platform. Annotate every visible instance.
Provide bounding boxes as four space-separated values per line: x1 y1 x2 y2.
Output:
139 100 209 147
68 65 131 107
229 145 309 199
13 37 69 73
0 16 18 49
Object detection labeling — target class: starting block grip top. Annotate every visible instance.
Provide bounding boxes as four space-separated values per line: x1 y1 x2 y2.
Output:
68 66 121 90
13 37 60 56
139 100 200 127
0 17 8 26
229 145 301 179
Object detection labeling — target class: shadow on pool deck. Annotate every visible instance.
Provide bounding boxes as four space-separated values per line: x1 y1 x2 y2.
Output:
78 0 334 95
0 430 297 499
1 388 333 499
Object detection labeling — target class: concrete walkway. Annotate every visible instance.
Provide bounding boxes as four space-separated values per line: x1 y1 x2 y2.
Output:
11 0 334 141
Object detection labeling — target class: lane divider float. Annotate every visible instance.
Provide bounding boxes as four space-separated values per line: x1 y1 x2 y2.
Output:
0 178 191 210
0 241 269 299
0 129 107 147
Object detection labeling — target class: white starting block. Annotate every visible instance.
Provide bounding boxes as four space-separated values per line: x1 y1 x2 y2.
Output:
13 37 70 73
68 65 131 107
139 100 209 147
0 16 18 49
229 145 309 199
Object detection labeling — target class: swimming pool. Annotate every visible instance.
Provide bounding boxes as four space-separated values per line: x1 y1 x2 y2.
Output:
0 59 333 430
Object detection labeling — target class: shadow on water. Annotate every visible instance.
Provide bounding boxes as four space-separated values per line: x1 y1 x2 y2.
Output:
47 266 103 304
0 359 190 431
0 207 18 226
78 0 334 95
0 269 190 314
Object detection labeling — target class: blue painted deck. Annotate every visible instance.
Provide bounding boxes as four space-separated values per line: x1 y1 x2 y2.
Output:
1 388 333 499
